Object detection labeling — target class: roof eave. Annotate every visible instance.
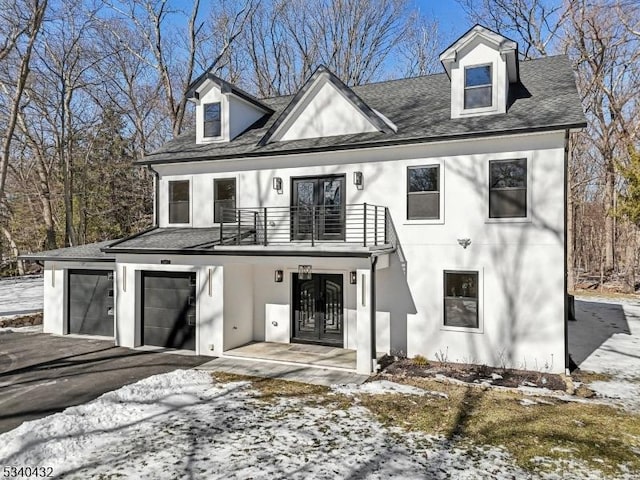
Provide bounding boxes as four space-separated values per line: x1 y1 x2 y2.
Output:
138 121 588 166
18 255 115 263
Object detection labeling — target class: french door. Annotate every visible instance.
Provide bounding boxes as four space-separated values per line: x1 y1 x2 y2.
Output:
292 273 344 346
291 175 345 241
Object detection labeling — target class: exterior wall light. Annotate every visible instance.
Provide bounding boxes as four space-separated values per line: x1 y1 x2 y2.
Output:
350 271 357 284
298 265 312 280
274 269 284 282
273 177 283 193
353 171 364 190
457 238 472 249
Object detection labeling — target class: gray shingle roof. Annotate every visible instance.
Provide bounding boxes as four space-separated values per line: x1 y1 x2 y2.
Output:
107 228 223 251
19 240 117 262
141 55 586 165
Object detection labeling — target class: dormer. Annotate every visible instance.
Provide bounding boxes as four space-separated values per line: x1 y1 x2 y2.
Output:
440 25 519 119
259 66 396 145
186 72 273 144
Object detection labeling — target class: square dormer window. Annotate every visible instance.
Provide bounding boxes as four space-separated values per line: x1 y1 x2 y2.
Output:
204 102 221 138
464 65 492 109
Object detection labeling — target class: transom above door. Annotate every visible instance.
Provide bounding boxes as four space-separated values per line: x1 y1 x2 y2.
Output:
291 175 345 241
292 273 344 347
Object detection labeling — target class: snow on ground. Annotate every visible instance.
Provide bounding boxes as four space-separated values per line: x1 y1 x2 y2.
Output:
588 379 640 413
569 295 640 412
0 370 624 480
332 379 448 398
0 275 43 317
571 295 640 380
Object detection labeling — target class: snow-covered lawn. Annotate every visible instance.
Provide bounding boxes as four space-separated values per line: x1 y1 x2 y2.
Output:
0 275 43 316
0 370 636 479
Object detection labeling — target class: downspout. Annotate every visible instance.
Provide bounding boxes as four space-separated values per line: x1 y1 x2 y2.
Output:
370 255 378 372
563 129 570 374
149 165 159 227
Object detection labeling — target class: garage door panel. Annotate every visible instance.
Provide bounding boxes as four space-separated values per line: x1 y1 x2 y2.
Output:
142 289 194 310
142 307 195 328
143 274 195 289
68 270 114 337
143 325 195 350
142 272 196 350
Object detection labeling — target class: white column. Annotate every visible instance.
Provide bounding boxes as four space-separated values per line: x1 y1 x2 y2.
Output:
199 265 224 356
115 263 137 348
356 268 373 375
43 262 65 335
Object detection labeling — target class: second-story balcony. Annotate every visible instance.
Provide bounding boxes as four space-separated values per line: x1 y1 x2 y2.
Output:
219 203 394 249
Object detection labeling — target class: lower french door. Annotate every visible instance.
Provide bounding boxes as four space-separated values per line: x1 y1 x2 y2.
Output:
292 273 344 346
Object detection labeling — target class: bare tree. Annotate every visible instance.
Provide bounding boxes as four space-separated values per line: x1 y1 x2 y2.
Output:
0 0 47 213
397 12 441 77
458 0 569 58
243 0 415 97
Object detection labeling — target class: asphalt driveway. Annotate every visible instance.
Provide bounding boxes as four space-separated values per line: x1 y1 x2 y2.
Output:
0 330 209 433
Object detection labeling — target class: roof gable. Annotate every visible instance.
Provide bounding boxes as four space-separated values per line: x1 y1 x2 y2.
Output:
440 24 519 82
186 71 273 114
259 66 395 145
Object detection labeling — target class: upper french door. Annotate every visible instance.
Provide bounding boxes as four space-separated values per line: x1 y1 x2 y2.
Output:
291 175 345 241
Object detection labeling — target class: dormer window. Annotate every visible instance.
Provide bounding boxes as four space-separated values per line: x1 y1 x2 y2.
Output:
439 25 519 119
464 65 492 109
204 102 221 138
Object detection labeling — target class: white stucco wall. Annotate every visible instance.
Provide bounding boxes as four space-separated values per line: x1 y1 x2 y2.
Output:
42 261 115 336
276 78 378 141
194 83 268 145
223 263 254 350
449 40 509 119
150 130 566 372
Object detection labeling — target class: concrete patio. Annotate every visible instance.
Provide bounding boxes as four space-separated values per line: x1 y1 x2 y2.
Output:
223 341 357 370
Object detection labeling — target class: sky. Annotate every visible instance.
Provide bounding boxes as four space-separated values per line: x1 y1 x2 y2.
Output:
412 0 471 44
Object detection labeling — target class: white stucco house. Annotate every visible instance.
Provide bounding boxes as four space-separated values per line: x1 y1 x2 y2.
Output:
22 26 586 375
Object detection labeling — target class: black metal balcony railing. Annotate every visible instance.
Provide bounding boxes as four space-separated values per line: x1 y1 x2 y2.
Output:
219 203 393 247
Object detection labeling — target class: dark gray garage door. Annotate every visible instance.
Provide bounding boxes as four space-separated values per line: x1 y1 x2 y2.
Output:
68 269 114 336
142 271 196 350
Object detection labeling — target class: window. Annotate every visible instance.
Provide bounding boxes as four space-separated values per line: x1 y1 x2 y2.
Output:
214 178 236 223
464 65 492 109
444 271 479 329
168 180 190 224
407 165 440 220
489 159 527 218
204 102 221 138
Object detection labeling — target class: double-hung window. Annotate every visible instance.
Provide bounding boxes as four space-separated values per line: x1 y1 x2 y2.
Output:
168 180 190 224
214 178 236 223
204 102 221 138
489 159 527 218
407 165 440 220
464 65 492 109
444 271 479 329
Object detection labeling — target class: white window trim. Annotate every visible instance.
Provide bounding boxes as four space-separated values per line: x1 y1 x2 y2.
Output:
403 159 445 225
212 175 239 225
458 61 499 117
167 178 192 227
440 267 484 334
485 157 533 224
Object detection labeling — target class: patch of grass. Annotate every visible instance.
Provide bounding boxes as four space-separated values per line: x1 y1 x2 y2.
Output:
571 289 639 301
572 370 613 383
411 354 429 367
360 376 640 476
210 372 351 409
